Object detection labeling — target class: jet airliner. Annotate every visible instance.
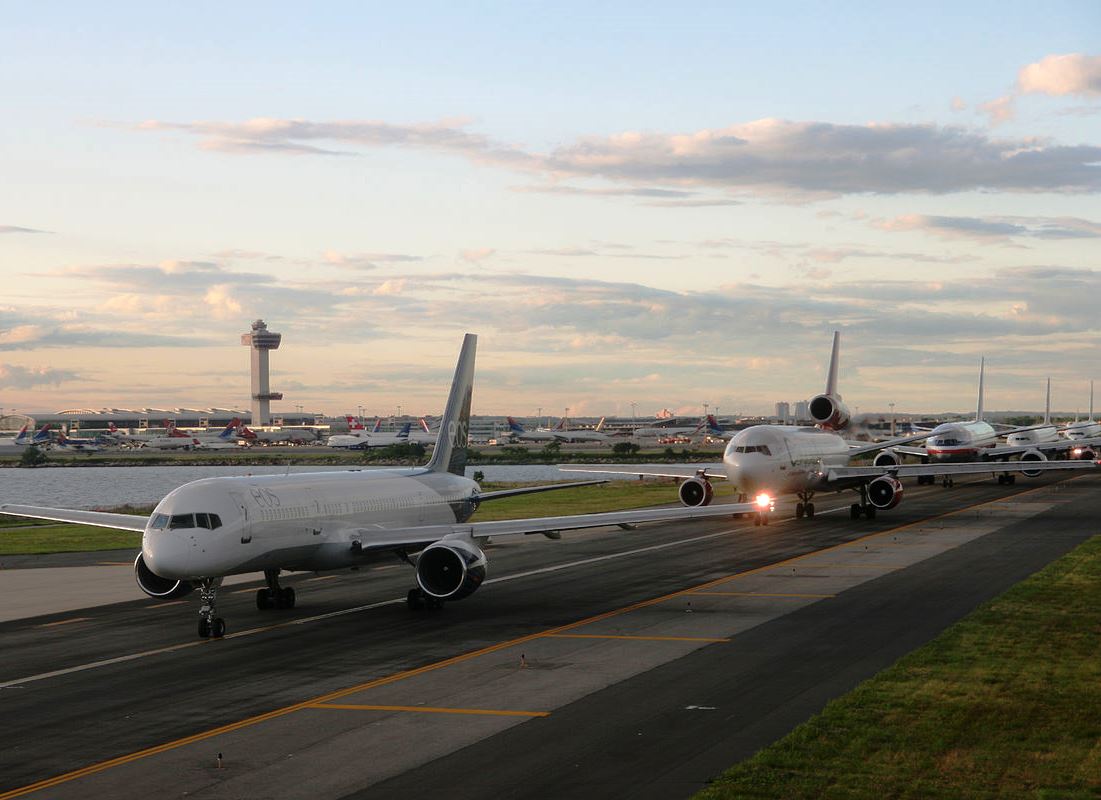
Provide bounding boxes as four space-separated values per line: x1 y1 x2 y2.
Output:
1 335 768 639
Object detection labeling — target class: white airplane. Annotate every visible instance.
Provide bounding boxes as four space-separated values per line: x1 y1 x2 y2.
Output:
552 417 610 443
55 429 107 453
565 332 1099 520
632 419 706 439
0 424 50 448
502 417 562 443
1 334 769 639
326 422 413 449
1063 381 1101 441
406 417 439 445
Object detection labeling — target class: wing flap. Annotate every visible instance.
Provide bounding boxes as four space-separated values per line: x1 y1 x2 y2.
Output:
828 460 1100 481
0 504 147 532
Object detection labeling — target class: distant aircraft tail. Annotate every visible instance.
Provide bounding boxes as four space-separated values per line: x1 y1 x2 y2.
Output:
108 422 118 433
32 424 51 443
396 422 412 439
426 333 476 476
975 357 985 422
595 416 606 432
506 416 524 433
13 424 29 443
219 419 240 439
371 418 382 433
419 417 432 433
706 414 723 434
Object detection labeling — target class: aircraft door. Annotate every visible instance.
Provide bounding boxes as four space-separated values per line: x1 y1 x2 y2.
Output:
228 490 252 544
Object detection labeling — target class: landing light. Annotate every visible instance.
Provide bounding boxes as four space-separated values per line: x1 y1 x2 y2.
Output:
755 493 772 509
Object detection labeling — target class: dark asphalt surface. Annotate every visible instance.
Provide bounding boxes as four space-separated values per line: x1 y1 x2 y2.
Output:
0 473 1092 797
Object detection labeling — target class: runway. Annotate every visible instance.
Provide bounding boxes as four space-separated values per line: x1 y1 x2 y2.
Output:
1 473 1096 799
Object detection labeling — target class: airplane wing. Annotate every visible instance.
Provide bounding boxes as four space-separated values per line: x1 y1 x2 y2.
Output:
845 430 935 457
353 499 765 551
475 480 609 501
0 504 147 532
985 436 1101 459
826 459 1100 481
559 464 727 480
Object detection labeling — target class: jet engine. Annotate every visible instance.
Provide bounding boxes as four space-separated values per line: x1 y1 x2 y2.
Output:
867 475 904 510
133 553 194 599
416 538 487 601
1070 446 1096 462
678 477 714 507
809 393 851 430
873 449 900 468
1018 449 1048 477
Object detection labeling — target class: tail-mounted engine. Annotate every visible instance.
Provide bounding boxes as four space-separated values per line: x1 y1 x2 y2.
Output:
873 449 900 468
678 477 714 507
134 553 194 599
867 475 903 510
1019 448 1048 477
809 393 851 430
416 538 487 601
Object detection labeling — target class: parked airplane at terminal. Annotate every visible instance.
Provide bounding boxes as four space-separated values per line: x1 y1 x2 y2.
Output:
503 417 561 442
0 335 768 639
55 429 105 452
566 332 1100 520
0 424 51 448
327 422 412 449
553 416 610 443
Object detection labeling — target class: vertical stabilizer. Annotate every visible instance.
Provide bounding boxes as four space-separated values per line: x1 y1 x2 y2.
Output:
825 331 841 395
1090 380 1095 422
426 333 477 476
1044 378 1051 425
595 416 606 432
975 357 985 422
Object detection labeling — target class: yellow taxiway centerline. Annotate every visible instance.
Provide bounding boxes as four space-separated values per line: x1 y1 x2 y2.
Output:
36 617 91 628
306 704 549 718
684 591 836 599
546 633 730 642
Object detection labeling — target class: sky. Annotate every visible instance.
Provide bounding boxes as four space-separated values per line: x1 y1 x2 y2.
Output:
2 1 1100 418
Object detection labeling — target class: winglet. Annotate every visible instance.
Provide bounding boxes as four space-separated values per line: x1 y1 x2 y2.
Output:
426 333 477 476
976 357 985 422
824 330 841 395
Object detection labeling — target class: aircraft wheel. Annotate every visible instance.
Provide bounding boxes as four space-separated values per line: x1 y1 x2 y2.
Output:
1008 475 1016 485
865 506 876 520
256 589 272 610
762 514 769 526
407 588 425 611
850 504 861 520
281 587 296 609
806 503 815 518
198 618 211 638
753 513 762 527
795 502 804 519
211 618 226 638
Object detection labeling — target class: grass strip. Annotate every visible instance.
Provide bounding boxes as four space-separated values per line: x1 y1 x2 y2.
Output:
697 535 1101 800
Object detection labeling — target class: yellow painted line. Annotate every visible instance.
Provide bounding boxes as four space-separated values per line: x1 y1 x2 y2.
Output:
147 601 185 609
37 617 91 628
307 704 549 718
0 478 1077 800
791 563 892 569
546 634 729 643
96 562 132 566
685 591 835 599
305 575 338 582
233 587 261 595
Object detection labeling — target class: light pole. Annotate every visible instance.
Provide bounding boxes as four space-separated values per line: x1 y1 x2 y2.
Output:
537 407 542 427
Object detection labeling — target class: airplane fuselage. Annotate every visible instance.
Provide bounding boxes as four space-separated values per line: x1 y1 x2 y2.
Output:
1005 426 1061 447
923 421 998 462
143 468 479 581
722 425 852 495
1064 421 1101 440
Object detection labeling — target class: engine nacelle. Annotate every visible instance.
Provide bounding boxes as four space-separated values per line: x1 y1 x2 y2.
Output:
416 538 487 601
867 475 904 510
133 553 193 599
873 449 900 468
809 393 850 430
1070 446 1096 462
678 477 714 507
1018 448 1047 477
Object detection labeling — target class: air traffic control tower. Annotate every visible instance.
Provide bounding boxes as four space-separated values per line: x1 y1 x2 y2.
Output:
240 319 283 425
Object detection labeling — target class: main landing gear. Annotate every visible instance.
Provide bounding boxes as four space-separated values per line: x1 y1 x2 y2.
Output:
916 475 935 486
997 473 1016 485
849 485 877 521
406 588 443 611
795 491 816 519
256 569 296 610
941 476 956 488
197 579 226 639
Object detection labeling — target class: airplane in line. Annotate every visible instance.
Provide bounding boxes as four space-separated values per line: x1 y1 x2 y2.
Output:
502 417 562 443
552 416 611 443
55 429 107 453
0 334 769 639
565 332 1099 521
406 417 439 446
327 422 413 449
1064 381 1101 441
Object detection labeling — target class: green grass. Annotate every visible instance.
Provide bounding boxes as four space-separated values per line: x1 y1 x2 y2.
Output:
0 481 718 555
696 535 1101 800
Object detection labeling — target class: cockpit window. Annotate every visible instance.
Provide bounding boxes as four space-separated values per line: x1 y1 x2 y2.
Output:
194 513 223 530
151 514 169 530
734 445 772 455
169 513 195 529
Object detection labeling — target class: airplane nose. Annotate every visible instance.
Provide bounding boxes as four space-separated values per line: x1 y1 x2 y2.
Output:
143 531 194 579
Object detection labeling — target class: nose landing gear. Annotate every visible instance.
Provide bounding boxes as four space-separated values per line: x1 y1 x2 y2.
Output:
197 579 226 638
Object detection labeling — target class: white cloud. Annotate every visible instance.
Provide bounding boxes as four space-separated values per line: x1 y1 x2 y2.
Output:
950 97 968 112
874 213 1101 242
459 247 496 263
135 115 1101 197
0 363 80 388
1018 53 1101 97
978 95 1015 125
0 225 48 234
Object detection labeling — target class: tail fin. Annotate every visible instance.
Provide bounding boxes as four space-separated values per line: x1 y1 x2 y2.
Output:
554 417 566 431
397 422 412 439
975 357 985 422
1090 380 1095 422
109 422 118 433
419 417 431 433
426 333 477 476
825 330 840 395
1044 378 1051 425
506 416 523 432
595 416 606 432
14 424 29 442
372 418 382 433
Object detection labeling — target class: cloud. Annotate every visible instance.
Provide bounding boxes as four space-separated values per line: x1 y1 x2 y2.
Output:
323 250 423 270
0 225 48 234
459 247 496 263
135 116 1101 197
0 363 81 388
1018 53 1101 97
950 97 968 112
874 214 1101 242
512 184 696 199
978 95 1015 125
